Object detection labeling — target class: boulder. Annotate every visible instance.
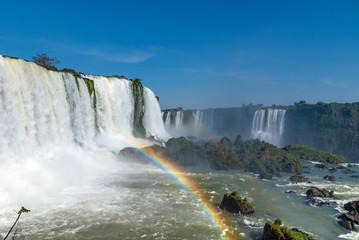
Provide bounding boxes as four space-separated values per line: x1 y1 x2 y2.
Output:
262 219 313 240
289 175 309 183
338 219 356 231
323 175 336 181
342 168 355 174
344 200 359 212
262 223 278 240
259 172 273 180
306 187 338 199
219 192 254 214
306 187 330 198
337 200 359 231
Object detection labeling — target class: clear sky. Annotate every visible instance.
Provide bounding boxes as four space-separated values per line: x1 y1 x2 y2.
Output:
1 1 359 109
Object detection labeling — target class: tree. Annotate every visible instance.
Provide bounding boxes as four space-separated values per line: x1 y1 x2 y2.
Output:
33 51 60 68
4 207 30 240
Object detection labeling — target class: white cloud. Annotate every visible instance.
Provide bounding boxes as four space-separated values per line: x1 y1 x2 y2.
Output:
322 79 349 88
43 40 154 63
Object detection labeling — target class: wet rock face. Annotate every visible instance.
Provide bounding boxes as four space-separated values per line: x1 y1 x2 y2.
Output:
323 175 336 181
306 187 338 199
344 200 359 212
289 175 309 183
337 200 359 231
219 193 254 214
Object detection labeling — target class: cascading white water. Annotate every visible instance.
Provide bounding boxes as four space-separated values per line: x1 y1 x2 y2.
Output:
193 110 203 134
165 111 171 126
83 74 134 137
251 108 286 146
143 87 169 141
0 55 169 234
175 111 183 129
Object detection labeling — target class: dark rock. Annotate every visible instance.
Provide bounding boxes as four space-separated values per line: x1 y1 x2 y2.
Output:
307 199 316 206
285 190 296 194
302 170 311 174
344 200 359 212
350 175 359 178
306 187 330 198
317 201 330 207
219 193 254 214
342 168 356 174
290 175 309 182
337 200 359 231
315 163 329 169
306 187 338 199
262 220 313 240
338 219 356 231
323 175 336 181
329 167 337 173
262 223 277 240
259 172 273 180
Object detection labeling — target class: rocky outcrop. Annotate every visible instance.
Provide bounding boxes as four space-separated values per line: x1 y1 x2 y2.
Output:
262 219 313 240
306 187 337 199
306 187 338 207
323 175 336 181
337 200 359 231
289 175 309 183
219 192 254 214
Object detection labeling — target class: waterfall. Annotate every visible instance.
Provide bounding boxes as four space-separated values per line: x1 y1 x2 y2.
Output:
165 111 171 126
175 111 183 129
193 110 203 134
83 74 134 137
0 56 95 153
251 109 286 146
143 87 169 141
0 55 168 213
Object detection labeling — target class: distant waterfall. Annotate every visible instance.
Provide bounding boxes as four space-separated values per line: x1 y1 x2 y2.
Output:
193 110 203 133
165 111 171 126
251 109 286 146
175 111 183 129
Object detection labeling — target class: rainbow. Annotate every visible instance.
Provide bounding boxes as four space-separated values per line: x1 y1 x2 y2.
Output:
119 136 240 240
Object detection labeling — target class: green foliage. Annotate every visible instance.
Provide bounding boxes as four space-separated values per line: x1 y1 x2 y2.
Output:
231 191 238 197
20 206 30 213
131 78 143 98
33 51 60 70
112 74 126 79
274 218 282 226
265 218 309 240
131 78 146 137
315 163 329 169
284 144 345 164
285 230 309 240
329 190 334 197
61 68 81 78
286 102 359 162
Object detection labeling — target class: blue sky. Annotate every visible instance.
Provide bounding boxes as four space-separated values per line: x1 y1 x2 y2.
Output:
1 1 359 109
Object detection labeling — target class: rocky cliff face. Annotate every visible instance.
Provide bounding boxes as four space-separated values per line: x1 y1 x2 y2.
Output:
165 102 359 162
284 102 359 162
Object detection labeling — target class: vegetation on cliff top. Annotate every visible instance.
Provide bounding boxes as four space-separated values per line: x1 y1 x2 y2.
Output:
120 135 345 179
284 144 345 164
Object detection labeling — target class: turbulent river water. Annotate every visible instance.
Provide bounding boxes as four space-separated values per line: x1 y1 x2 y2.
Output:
1 56 358 240
1 157 358 240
